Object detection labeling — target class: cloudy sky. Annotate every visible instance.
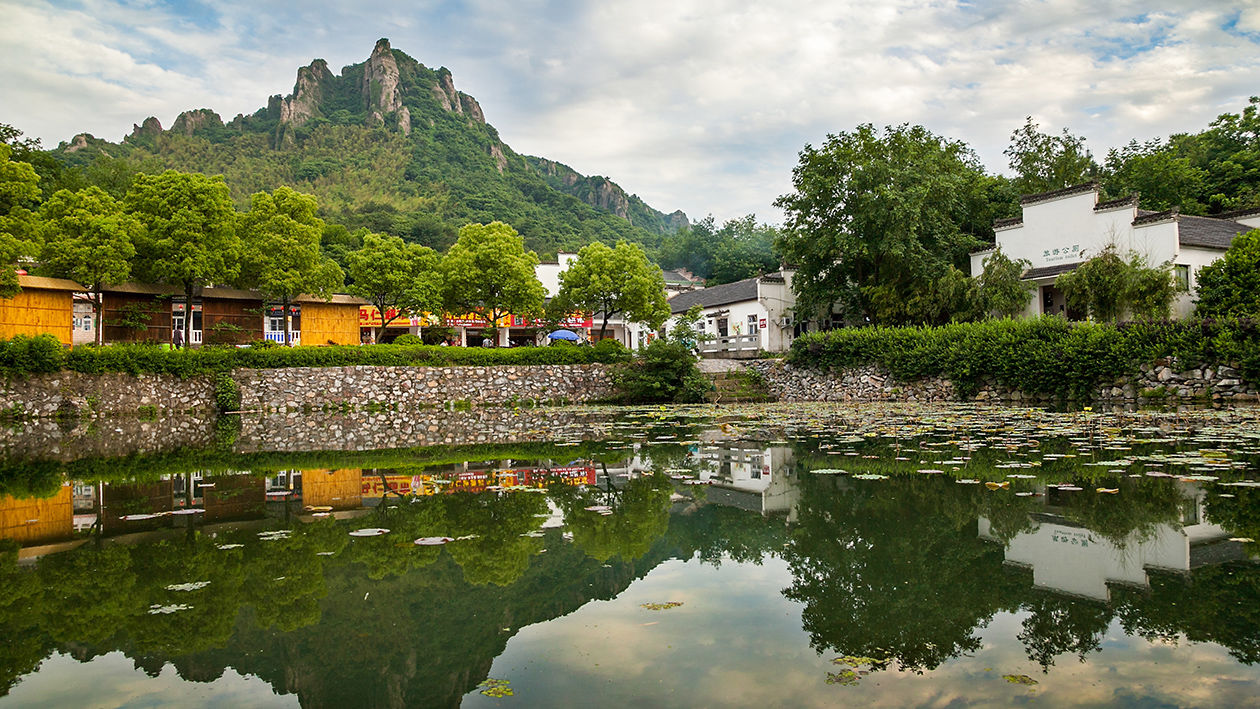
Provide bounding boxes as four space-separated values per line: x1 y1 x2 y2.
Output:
3 1 1259 223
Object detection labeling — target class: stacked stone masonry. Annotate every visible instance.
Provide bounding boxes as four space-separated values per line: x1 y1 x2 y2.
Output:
747 359 1259 404
234 364 615 412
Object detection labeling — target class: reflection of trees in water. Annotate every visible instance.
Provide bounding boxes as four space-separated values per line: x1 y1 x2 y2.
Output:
551 473 674 562
779 471 1260 674
663 503 791 566
782 475 1027 671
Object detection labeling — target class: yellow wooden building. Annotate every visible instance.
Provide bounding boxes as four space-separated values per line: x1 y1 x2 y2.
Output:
296 294 366 346
0 485 74 546
0 275 81 345
301 468 364 509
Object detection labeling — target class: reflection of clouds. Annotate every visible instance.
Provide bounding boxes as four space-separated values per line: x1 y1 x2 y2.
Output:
470 559 1260 708
5 651 294 707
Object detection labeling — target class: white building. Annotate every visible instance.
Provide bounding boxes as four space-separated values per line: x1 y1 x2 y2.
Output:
971 183 1260 319
665 270 798 355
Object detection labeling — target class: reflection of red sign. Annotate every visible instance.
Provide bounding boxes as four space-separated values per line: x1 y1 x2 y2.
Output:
361 466 595 497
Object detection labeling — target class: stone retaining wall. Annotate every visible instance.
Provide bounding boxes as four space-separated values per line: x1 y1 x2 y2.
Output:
234 363 614 412
748 359 1258 404
0 371 216 417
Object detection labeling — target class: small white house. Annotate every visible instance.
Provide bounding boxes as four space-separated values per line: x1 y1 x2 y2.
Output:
666 270 798 355
971 183 1260 319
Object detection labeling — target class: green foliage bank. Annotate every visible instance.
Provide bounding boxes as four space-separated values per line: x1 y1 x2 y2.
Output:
789 317 1260 399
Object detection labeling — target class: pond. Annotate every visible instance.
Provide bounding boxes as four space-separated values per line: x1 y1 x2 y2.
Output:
0 402 1258 707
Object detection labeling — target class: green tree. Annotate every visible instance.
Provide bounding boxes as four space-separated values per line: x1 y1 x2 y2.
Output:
440 221 545 339
657 214 780 285
970 247 1032 319
552 240 669 340
774 123 987 325
239 187 344 345
124 171 241 347
1195 229 1260 318
1056 246 1176 321
0 144 42 298
1004 117 1098 196
1102 140 1206 213
37 187 142 344
346 232 441 342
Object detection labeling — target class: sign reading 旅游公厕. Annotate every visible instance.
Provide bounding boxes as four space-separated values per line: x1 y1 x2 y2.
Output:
1042 244 1081 263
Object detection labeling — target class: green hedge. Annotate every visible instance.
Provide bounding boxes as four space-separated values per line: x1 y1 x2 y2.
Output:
0 335 631 378
788 317 1260 399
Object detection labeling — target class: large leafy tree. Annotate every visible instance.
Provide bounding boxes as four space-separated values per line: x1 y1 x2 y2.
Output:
1004 117 1098 196
0 144 42 298
657 214 780 285
774 123 988 326
37 187 143 344
239 187 344 345
124 171 241 347
346 232 441 342
552 240 669 340
1195 229 1260 318
441 221 545 337
1102 139 1206 213
970 247 1032 319
1055 246 1176 321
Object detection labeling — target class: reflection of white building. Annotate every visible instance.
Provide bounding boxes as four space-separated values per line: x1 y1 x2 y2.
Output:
979 485 1240 602
695 445 799 519
971 183 1260 319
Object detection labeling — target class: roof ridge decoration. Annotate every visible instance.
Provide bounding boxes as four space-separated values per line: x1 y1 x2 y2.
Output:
1133 207 1179 227
1093 194 1140 212
993 216 1024 229
1216 206 1260 220
1019 181 1100 206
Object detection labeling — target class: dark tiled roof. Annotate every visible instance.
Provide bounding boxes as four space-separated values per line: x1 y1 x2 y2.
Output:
1216 206 1260 221
660 269 693 284
1022 262 1081 280
669 276 758 313
1178 215 1250 249
993 216 1023 229
1133 208 1178 226
1093 195 1139 211
1020 182 1099 206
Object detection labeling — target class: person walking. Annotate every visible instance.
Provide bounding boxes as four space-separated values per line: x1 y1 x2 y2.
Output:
172 327 184 350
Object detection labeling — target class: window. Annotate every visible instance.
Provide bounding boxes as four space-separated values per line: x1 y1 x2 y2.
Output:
748 314 759 334
1174 264 1191 291
717 318 729 337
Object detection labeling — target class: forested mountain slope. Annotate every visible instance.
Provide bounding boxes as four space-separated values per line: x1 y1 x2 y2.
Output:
51 39 686 256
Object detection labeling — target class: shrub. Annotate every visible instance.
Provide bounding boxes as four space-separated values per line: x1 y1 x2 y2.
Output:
0 334 66 375
214 373 241 412
788 316 1260 399
591 338 633 362
612 340 709 403
391 333 423 346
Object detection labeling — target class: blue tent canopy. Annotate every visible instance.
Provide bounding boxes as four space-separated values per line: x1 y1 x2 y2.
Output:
547 329 580 341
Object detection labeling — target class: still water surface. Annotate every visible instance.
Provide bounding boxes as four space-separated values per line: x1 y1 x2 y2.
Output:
0 402 1258 707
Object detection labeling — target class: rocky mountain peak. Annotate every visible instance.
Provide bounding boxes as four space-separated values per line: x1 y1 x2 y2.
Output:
431 68 485 125
363 37 405 127
171 108 224 136
278 59 333 131
126 116 163 141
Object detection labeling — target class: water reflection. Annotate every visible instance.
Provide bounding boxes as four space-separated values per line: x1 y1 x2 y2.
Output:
0 403 1256 706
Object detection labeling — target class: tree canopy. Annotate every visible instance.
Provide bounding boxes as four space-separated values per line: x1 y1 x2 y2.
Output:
774 123 989 326
552 240 669 339
1003 117 1098 196
37 186 142 344
657 214 780 285
239 186 344 345
440 221 545 334
346 232 441 341
1195 229 1260 319
0 144 42 298
124 170 241 346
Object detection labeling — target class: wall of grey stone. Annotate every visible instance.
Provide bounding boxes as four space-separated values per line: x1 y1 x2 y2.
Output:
235 407 620 452
233 364 615 412
0 371 216 417
748 359 1258 404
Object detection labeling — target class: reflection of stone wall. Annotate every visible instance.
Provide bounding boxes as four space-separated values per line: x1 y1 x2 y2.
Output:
233 364 614 411
0 415 219 460
0 371 216 417
750 359 1259 403
236 407 617 452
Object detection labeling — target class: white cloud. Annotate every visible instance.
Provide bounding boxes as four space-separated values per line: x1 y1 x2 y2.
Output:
2 0 1258 223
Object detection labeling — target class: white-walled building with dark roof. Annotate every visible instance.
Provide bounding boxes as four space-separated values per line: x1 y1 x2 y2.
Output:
665 270 799 355
970 183 1260 319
